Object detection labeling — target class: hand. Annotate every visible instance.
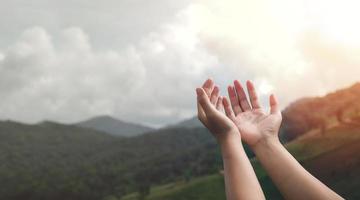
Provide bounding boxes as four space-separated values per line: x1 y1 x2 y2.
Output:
196 79 239 144
222 80 282 148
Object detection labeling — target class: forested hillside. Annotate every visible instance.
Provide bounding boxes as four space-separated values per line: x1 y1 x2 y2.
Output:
281 82 360 140
0 121 224 200
121 119 360 200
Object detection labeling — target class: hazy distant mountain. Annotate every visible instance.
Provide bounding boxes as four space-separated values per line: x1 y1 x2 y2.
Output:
75 115 154 137
168 116 203 128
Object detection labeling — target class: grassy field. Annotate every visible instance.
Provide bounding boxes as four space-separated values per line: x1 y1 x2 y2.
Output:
121 174 226 200
121 121 360 200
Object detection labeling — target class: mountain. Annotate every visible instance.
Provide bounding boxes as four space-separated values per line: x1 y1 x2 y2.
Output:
280 82 360 141
168 116 202 128
0 119 221 200
76 115 154 137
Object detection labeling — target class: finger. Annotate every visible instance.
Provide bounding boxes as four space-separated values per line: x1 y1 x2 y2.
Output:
246 80 261 109
196 87 215 114
222 96 236 121
196 89 208 126
216 96 223 110
202 78 215 97
234 80 251 111
228 85 242 115
270 94 280 114
218 97 225 113
197 102 207 124
210 86 220 105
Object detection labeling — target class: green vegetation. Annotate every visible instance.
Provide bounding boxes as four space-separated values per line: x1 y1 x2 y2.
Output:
0 121 227 200
122 174 226 200
0 83 359 200
120 121 360 200
0 120 359 200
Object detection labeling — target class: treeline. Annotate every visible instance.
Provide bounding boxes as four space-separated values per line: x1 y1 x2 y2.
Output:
0 121 227 200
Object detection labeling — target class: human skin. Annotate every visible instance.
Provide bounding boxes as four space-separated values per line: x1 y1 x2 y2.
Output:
196 78 265 200
223 80 344 200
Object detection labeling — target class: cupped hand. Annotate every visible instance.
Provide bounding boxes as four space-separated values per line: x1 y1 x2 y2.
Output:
196 79 239 143
222 80 282 147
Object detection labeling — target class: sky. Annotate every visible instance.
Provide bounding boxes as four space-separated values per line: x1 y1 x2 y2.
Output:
0 0 359 127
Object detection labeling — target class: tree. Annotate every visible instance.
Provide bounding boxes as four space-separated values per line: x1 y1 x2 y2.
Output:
137 182 150 200
183 168 193 183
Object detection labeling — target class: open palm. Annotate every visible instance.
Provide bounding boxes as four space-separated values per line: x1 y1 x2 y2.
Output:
222 80 282 146
196 79 239 143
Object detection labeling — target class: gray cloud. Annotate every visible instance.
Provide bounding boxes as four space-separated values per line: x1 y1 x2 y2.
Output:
0 16 218 126
0 27 146 124
0 0 359 127
0 0 191 49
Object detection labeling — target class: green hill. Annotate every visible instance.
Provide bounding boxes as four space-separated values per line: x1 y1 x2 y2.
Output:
121 119 360 200
121 174 226 200
0 120 225 200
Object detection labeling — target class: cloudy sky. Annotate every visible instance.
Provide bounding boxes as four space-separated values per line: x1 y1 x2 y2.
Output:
0 0 359 127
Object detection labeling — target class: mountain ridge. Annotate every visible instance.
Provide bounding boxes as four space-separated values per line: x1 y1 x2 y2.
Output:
75 115 155 137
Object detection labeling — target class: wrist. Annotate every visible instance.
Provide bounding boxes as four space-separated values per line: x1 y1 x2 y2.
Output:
218 130 244 159
252 136 282 155
216 129 241 146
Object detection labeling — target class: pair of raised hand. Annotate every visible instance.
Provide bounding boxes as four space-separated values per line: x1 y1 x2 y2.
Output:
196 78 281 147
195 78 343 200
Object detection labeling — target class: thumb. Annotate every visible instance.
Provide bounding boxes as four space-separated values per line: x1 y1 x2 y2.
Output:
196 87 215 114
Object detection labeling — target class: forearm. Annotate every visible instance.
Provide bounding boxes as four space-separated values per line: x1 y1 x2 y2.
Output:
220 137 265 200
253 138 343 200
